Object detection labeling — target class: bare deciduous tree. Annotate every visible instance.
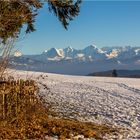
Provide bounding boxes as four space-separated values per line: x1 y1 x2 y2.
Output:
0 38 16 79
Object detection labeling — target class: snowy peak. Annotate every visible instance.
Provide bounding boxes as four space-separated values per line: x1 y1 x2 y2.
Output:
104 46 140 59
43 48 64 58
82 45 107 60
63 46 75 58
106 49 119 59
85 45 97 50
135 49 140 55
83 45 97 53
83 45 100 54
14 51 22 57
65 46 73 52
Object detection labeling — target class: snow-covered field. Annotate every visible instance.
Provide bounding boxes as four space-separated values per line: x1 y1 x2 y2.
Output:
9 70 140 139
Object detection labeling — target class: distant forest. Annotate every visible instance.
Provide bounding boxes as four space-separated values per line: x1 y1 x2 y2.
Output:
88 70 140 78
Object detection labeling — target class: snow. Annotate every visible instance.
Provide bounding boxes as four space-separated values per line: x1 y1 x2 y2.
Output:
14 51 22 57
135 49 140 55
107 49 119 59
76 53 85 58
9 70 140 139
43 48 64 58
47 56 63 61
135 60 140 65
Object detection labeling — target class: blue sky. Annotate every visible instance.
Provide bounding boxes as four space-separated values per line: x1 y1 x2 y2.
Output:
18 1 140 54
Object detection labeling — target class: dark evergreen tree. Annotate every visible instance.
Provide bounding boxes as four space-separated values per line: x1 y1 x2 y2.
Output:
0 0 82 43
112 69 118 77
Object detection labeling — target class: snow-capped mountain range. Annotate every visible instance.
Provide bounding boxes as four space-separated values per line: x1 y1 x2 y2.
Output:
20 45 140 62
11 45 140 75
39 45 106 62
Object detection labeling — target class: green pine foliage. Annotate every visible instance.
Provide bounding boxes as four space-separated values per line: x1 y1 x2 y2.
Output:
0 0 82 43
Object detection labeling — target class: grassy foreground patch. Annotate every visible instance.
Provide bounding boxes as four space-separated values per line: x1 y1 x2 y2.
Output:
0 79 118 139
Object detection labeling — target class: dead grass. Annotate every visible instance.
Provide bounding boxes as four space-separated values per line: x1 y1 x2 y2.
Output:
0 79 119 139
42 117 118 139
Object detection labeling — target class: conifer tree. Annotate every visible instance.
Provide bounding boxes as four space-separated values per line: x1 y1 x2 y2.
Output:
0 0 82 43
112 69 118 77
